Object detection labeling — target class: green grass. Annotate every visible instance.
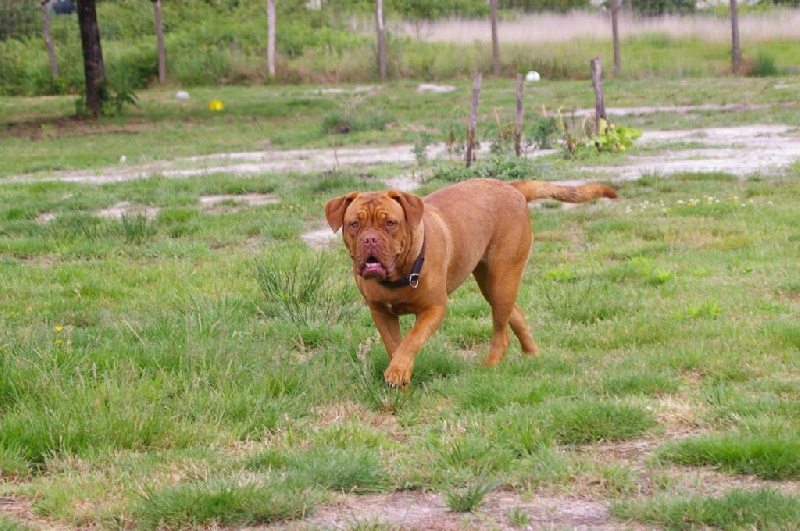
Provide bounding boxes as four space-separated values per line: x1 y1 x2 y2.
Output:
1 79 799 528
613 488 800 530
134 477 317 528
658 436 800 480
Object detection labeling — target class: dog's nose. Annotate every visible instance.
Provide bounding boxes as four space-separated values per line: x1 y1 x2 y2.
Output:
361 233 380 249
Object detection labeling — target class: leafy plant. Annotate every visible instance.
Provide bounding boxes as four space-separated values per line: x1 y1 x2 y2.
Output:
527 115 558 149
590 118 642 153
557 109 641 157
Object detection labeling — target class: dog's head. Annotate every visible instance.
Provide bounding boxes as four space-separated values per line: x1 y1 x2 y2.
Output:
325 190 424 280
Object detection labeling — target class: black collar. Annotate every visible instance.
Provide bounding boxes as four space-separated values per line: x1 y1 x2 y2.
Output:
379 233 426 289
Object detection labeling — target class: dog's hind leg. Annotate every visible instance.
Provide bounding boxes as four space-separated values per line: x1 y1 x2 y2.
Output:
509 304 539 356
473 263 528 366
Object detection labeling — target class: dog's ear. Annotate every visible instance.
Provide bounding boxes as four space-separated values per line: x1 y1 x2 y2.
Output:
387 190 425 230
324 192 359 232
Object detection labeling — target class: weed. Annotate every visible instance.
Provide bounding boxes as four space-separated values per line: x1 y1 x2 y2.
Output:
118 213 154 244
444 475 499 512
506 506 531 527
254 248 359 328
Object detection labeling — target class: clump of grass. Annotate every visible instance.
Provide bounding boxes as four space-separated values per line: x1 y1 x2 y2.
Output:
657 435 800 480
254 248 360 328
748 50 779 77
247 446 390 494
444 475 499 512
135 478 316 528
0 514 32 530
321 100 391 135
612 488 800 529
0 443 29 479
506 506 531 528
496 400 655 455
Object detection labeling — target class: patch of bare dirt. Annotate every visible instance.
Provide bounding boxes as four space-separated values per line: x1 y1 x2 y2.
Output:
580 124 800 180
0 496 66 531
94 202 159 220
273 490 619 530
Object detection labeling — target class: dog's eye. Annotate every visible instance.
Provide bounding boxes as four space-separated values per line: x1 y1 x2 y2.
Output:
348 220 360 231
385 220 398 229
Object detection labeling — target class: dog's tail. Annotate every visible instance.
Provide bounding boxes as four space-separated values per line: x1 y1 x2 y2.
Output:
511 180 617 203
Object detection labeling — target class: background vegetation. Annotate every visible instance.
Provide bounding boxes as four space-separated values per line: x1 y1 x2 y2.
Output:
1 0 799 97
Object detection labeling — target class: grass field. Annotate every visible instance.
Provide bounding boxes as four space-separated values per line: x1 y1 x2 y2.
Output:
1 78 799 528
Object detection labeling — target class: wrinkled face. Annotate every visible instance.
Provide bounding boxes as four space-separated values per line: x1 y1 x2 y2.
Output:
342 193 409 280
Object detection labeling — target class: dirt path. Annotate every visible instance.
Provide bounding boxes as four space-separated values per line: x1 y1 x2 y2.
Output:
5 123 798 187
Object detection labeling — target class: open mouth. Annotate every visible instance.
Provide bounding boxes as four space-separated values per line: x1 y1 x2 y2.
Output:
361 256 388 278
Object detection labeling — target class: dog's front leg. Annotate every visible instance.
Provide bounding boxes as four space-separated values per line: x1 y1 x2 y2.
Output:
368 303 402 359
384 304 446 389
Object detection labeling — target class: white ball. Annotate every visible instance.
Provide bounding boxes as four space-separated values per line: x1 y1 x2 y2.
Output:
176 91 190 100
525 71 541 82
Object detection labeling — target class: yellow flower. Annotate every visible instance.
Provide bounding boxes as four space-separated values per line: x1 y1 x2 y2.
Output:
54 326 63 333
209 99 224 111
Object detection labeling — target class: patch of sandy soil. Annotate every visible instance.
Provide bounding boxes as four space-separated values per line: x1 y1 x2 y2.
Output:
0 496 65 531
199 194 280 207
95 202 160 220
9 120 800 246
274 491 617 531
582 124 800 180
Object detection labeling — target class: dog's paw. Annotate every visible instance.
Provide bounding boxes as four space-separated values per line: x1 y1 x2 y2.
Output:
384 363 412 389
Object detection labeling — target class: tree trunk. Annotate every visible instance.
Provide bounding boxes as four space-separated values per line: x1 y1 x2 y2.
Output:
611 0 620 76
730 0 741 74
76 0 106 116
490 0 499 76
375 0 387 81
267 0 276 77
41 0 59 78
153 0 166 84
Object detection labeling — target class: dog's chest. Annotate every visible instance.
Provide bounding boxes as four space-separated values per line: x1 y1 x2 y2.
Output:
383 300 415 315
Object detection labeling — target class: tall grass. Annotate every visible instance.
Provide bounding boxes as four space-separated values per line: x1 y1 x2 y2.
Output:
254 248 360 328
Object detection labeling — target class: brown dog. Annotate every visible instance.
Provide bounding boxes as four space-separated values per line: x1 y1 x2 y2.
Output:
325 178 616 388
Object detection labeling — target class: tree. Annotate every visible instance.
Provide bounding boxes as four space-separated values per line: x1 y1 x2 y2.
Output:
76 0 105 116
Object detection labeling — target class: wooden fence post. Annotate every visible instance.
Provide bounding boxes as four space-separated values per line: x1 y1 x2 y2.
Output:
490 0 500 76
591 57 606 134
611 0 620 76
153 0 166 84
730 0 741 74
41 0 59 78
267 0 276 77
466 72 482 168
515 74 523 157
376 0 387 81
